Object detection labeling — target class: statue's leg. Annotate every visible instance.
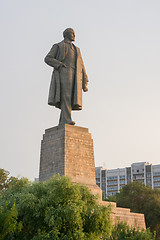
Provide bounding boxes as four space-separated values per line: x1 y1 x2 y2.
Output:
59 67 75 125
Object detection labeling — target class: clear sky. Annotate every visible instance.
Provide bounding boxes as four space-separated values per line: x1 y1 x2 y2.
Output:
0 0 160 180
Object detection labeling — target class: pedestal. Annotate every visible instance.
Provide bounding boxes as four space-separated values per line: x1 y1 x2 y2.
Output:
39 124 102 198
39 124 146 229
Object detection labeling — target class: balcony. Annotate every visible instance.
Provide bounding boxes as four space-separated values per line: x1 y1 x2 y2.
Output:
133 174 144 180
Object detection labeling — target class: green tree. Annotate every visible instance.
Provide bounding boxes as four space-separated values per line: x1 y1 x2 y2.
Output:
116 182 160 239
0 168 16 192
104 195 117 203
0 202 22 240
110 222 156 240
0 175 112 240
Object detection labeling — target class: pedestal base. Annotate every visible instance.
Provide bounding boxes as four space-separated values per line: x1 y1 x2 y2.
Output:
39 124 146 229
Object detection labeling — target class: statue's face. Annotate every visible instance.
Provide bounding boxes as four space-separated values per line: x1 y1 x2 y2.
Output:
66 30 75 41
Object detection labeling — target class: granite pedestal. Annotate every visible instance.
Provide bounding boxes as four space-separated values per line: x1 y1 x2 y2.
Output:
39 124 146 229
39 124 102 198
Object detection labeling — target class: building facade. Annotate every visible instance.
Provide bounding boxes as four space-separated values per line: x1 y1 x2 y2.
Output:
95 162 160 198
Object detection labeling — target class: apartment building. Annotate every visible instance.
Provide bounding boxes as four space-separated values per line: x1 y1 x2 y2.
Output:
95 162 160 198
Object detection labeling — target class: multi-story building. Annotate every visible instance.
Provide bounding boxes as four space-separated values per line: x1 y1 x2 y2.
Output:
95 162 160 198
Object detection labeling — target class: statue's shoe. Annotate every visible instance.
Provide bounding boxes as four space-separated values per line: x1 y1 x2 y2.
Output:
59 121 75 126
68 121 75 125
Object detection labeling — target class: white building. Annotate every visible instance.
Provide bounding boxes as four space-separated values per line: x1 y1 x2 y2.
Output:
95 162 160 198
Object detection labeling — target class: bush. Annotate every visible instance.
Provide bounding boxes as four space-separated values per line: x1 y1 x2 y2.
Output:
110 222 156 240
116 182 160 238
0 174 156 240
0 175 112 240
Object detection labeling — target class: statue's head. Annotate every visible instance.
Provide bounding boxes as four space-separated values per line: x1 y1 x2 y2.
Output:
63 28 75 41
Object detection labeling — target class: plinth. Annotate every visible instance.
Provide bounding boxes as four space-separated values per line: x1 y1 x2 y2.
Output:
39 124 146 229
39 124 102 198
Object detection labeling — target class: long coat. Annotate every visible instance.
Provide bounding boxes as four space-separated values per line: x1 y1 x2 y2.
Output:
44 40 88 110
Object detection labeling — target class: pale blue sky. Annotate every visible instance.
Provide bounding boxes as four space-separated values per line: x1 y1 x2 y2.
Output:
0 0 160 180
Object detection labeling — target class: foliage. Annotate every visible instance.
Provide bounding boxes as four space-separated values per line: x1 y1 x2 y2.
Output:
0 168 16 192
0 202 22 240
1 172 157 240
116 181 160 239
104 195 117 203
109 222 156 240
0 175 112 240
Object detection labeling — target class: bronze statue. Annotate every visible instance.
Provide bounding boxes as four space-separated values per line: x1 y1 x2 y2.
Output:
44 28 88 125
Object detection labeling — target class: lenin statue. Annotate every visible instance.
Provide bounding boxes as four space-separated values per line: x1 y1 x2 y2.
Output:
44 28 88 125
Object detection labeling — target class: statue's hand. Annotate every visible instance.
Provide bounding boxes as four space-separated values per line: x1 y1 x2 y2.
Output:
59 63 67 71
83 87 88 92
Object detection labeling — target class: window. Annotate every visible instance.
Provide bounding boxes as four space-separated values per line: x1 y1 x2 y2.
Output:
146 179 151 183
107 192 116 196
102 170 106 177
102 177 106 182
108 186 118 191
107 181 118 186
120 180 125 185
119 175 125 179
107 176 118 180
154 182 160 187
136 174 144 179
146 173 151 178
153 172 160 176
154 177 160 182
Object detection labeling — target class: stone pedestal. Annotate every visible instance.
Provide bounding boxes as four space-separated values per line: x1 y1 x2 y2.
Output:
39 124 146 229
39 124 102 198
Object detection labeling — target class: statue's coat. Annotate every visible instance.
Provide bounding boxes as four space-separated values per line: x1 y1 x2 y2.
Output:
45 40 88 110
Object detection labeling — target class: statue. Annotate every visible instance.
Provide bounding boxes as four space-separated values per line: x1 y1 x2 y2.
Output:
44 28 88 125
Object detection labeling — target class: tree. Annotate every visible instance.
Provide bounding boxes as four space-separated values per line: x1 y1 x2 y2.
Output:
116 182 160 239
0 175 112 240
110 222 156 240
0 168 16 192
105 195 117 203
0 173 156 240
0 202 22 240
